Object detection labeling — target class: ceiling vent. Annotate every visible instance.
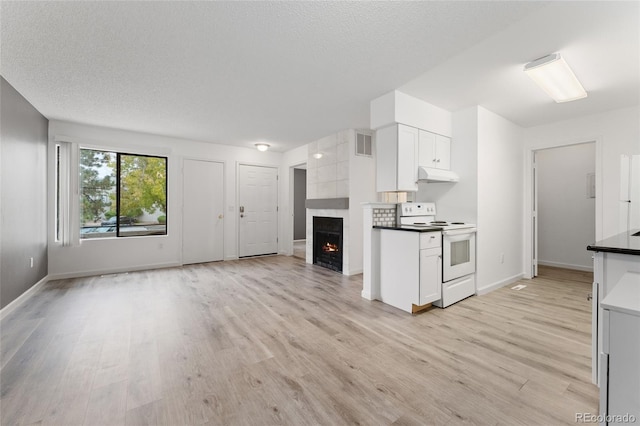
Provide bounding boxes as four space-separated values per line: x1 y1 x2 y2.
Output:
356 132 372 157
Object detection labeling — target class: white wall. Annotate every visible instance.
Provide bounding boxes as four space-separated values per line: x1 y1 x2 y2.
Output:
48 120 284 278
537 143 595 271
418 106 524 294
476 107 524 293
349 129 377 275
417 106 478 224
523 106 640 277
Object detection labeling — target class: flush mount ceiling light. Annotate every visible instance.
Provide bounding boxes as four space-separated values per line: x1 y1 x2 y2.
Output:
524 53 587 103
255 143 270 152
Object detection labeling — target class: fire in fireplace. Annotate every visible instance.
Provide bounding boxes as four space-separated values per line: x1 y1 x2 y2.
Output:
313 216 343 272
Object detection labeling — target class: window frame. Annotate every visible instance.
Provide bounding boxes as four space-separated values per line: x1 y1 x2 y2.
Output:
78 147 169 240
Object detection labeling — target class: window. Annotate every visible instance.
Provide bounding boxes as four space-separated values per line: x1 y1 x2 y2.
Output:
79 148 167 239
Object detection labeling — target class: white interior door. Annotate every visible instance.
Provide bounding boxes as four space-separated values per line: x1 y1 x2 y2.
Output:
183 159 224 264
238 164 278 257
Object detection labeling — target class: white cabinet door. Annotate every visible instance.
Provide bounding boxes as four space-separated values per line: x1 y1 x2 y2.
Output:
418 130 451 170
419 247 441 305
435 135 451 170
375 124 418 192
397 125 419 191
418 130 437 168
379 230 420 313
607 311 640 423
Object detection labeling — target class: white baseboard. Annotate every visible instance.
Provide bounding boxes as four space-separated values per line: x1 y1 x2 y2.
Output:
0 275 49 321
538 260 593 272
48 262 182 281
361 290 373 300
476 273 524 296
344 268 363 276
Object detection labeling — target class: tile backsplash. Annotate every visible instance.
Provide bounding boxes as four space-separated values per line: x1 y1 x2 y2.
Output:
372 207 396 227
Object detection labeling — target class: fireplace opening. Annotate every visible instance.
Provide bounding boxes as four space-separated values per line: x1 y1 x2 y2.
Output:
313 216 343 272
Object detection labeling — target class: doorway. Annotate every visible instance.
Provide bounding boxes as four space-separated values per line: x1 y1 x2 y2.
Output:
183 159 224 264
293 165 307 259
532 142 596 276
238 164 278 257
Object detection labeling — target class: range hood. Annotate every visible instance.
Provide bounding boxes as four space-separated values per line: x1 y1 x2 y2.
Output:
418 167 459 183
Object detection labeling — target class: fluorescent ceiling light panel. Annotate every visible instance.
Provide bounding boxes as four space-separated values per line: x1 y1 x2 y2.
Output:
524 53 587 103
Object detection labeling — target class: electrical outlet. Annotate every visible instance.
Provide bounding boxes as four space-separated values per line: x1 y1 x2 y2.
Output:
500 253 504 264
30 257 34 268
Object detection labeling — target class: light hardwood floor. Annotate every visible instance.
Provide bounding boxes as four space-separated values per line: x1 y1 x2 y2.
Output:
0 259 597 425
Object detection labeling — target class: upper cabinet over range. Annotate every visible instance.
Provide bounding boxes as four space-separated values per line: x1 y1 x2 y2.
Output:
370 90 455 192
376 123 452 192
418 130 450 170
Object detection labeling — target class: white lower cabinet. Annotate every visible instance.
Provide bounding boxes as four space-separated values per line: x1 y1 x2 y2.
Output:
379 229 442 313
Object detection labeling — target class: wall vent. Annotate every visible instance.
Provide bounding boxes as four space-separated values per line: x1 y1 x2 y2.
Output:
355 132 372 157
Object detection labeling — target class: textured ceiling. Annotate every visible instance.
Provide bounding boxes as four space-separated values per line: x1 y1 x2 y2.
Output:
1 1 546 151
2 1 637 152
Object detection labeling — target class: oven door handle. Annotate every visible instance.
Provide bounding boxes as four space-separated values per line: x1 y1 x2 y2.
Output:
442 228 477 236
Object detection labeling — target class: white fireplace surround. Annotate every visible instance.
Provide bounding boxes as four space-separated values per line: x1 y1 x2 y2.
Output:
306 209 352 274
303 128 376 276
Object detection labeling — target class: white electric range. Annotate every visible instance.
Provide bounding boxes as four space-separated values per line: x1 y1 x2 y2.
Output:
397 202 477 307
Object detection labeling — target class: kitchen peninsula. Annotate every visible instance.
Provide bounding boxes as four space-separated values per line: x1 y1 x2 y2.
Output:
586 230 640 422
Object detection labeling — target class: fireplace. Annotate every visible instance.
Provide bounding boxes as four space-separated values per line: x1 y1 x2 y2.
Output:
313 216 343 272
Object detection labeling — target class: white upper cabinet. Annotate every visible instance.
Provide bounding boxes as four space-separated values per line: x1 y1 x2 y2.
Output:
419 130 451 170
376 124 419 192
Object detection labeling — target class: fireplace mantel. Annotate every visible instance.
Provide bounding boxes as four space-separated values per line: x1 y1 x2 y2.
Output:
305 198 349 210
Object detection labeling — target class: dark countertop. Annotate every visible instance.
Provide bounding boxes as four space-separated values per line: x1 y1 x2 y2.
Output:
373 225 442 233
587 230 640 256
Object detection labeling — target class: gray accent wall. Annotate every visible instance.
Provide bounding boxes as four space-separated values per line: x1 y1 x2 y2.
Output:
1 77 48 309
293 168 306 240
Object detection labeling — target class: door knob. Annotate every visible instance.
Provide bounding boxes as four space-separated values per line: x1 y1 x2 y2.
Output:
587 293 593 301
218 214 223 219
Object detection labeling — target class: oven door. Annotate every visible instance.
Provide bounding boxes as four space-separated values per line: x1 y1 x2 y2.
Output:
442 228 476 282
